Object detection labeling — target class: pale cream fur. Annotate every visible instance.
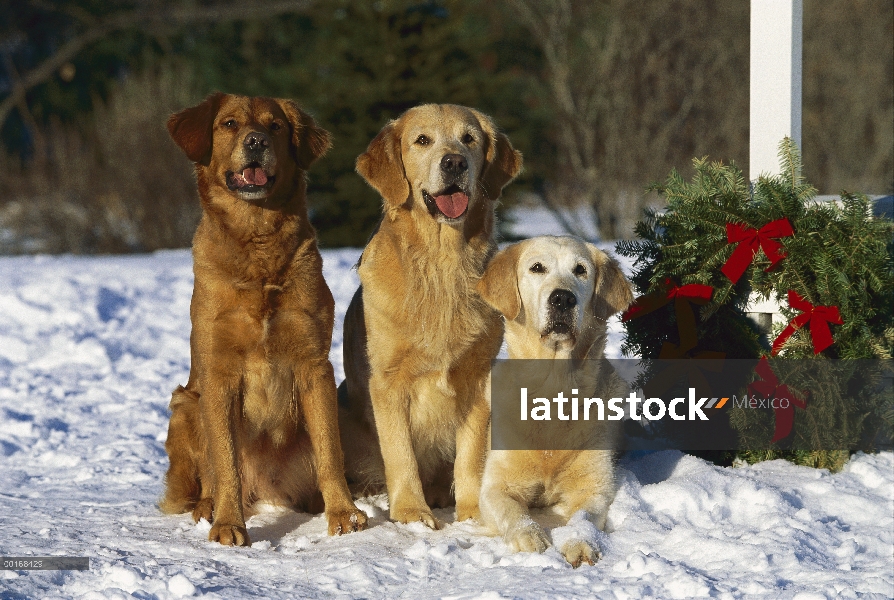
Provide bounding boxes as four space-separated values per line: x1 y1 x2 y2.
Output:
476 235 634 566
339 104 522 528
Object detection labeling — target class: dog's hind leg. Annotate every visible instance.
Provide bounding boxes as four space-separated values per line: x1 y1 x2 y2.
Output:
159 386 202 515
191 482 214 524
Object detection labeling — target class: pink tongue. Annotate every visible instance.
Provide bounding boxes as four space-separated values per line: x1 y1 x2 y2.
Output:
434 192 469 219
242 167 268 186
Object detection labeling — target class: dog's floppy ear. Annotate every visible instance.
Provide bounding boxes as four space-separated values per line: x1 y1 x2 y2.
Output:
477 243 523 321
276 99 332 170
356 120 409 207
471 109 523 201
167 92 226 164
587 243 634 321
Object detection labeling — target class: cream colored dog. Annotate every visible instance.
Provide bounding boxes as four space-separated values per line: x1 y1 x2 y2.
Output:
476 235 633 566
339 104 522 528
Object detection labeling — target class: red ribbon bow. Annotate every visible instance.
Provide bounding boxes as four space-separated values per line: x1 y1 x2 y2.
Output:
771 290 842 355
748 357 808 443
622 279 714 353
721 218 794 283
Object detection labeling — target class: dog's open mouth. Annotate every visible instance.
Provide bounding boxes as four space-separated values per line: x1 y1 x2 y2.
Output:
226 163 275 195
423 184 469 220
542 320 575 342
545 322 571 335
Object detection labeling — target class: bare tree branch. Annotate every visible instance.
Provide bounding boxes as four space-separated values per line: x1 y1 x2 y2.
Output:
507 0 610 237
505 1 751 240
0 0 315 128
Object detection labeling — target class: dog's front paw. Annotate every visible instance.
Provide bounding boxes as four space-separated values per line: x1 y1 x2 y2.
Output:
392 505 441 530
560 539 600 568
192 498 213 523
327 507 369 535
507 522 549 554
455 501 480 522
209 522 250 546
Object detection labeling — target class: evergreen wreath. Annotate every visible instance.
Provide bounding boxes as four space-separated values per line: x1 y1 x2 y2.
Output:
616 138 894 469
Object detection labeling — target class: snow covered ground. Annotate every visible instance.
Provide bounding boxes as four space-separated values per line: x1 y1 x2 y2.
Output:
1 247 892 599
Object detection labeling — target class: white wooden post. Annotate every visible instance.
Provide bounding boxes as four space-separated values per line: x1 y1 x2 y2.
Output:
747 0 803 331
749 0 803 180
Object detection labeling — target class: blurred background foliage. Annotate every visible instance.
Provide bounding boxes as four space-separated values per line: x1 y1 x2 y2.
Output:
0 0 891 253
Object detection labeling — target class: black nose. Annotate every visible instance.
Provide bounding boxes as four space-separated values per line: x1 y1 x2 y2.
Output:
440 153 468 175
243 131 270 153
549 289 577 312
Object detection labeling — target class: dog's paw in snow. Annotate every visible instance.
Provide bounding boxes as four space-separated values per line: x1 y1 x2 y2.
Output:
327 507 369 535
559 539 601 568
392 504 441 530
506 522 550 553
191 498 213 523
209 522 250 546
552 510 603 566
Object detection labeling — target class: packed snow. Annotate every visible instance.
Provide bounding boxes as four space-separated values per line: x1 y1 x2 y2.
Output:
0 247 892 599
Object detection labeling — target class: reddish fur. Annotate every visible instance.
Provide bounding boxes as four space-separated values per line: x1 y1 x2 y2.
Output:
159 94 366 546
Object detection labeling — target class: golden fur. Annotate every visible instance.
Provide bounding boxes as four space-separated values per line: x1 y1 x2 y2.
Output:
159 93 367 546
476 235 633 566
339 104 522 528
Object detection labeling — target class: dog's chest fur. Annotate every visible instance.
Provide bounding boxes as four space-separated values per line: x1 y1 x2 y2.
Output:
193 210 327 442
361 224 498 371
236 277 294 439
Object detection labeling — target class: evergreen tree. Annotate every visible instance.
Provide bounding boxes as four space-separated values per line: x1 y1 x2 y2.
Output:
175 0 539 247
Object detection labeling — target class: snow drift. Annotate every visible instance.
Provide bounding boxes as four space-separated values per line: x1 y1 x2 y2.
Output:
0 249 891 599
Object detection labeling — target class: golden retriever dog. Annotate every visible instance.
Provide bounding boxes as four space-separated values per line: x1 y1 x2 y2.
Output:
159 93 367 546
476 235 633 566
339 104 522 528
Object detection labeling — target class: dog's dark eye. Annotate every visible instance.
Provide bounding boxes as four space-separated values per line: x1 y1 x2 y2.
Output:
530 262 545 274
415 134 431 146
223 119 237 129
462 133 474 144
573 264 587 277
270 121 282 131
